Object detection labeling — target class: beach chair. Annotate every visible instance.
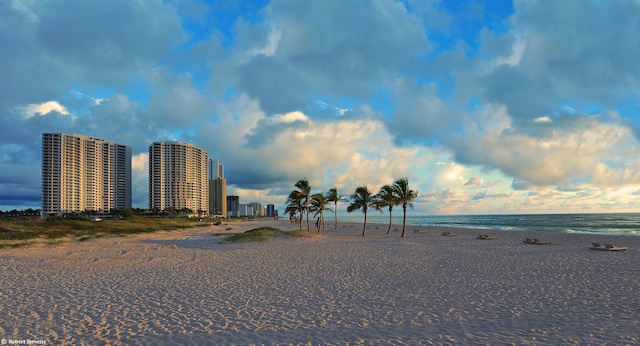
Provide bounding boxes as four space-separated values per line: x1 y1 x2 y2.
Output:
531 239 551 245
604 244 628 251
590 243 605 250
590 243 627 251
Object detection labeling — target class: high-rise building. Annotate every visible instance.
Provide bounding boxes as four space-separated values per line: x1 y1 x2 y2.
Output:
266 204 276 217
248 202 263 217
227 195 240 217
208 159 227 217
209 159 224 179
149 141 209 214
41 133 131 217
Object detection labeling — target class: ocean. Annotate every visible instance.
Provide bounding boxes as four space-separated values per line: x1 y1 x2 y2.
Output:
335 213 640 236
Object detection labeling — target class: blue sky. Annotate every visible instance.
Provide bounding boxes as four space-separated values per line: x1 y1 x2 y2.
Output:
2 0 640 214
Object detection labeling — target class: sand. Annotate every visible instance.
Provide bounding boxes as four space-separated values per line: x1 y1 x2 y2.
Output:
1 219 638 345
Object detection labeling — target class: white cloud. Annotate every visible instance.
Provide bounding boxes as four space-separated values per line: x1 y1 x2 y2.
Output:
448 102 639 188
132 153 148 172
268 111 309 124
18 101 69 118
191 94 424 206
131 153 149 208
533 116 552 123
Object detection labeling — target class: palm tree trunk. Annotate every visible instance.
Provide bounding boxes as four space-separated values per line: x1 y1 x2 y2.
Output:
306 203 310 231
334 202 338 230
386 208 393 235
362 211 367 236
299 211 303 230
401 205 407 237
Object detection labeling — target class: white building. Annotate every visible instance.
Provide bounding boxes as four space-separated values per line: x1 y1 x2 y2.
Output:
149 141 209 214
41 133 131 217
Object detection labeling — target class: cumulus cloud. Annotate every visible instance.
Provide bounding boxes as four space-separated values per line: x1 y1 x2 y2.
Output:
147 69 209 127
191 94 422 204
0 0 184 109
2 0 640 214
18 101 69 118
469 1 640 120
446 101 639 190
235 0 431 114
386 80 456 144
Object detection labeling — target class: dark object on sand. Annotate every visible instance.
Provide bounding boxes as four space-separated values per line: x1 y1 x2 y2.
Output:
523 238 551 245
477 234 498 240
589 242 627 251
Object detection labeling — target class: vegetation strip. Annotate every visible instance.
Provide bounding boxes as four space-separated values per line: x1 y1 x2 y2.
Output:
224 227 316 243
0 216 224 248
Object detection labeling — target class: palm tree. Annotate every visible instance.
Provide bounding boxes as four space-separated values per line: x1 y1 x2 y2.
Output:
392 178 419 238
284 192 303 229
293 178 312 231
377 184 399 235
310 193 332 232
324 187 344 230
347 186 378 236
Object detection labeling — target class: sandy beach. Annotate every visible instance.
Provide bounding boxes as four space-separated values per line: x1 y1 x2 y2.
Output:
1 219 638 345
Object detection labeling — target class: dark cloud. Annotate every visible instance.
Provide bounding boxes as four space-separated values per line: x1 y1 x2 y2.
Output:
36 0 185 87
0 1 184 110
235 0 431 114
472 0 640 119
385 80 456 144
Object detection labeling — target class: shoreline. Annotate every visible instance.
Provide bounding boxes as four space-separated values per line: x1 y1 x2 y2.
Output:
1 218 638 344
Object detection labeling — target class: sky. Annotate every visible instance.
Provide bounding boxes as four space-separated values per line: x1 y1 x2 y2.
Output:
2 0 640 215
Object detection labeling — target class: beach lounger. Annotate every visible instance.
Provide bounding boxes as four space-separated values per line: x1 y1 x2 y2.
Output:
523 238 552 245
477 234 498 240
441 232 457 236
604 244 628 251
590 243 627 251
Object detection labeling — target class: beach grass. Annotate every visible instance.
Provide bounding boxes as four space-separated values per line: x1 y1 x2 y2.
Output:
225 227 316 243
0 217 224 245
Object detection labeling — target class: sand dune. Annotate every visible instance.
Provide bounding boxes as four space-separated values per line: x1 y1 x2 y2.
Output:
1 219 638 345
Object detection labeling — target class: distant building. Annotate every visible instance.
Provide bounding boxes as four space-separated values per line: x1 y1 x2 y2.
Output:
208 159 226 217
209 159 224 180
41 133 131 217
266 204 276 217
248 202 263 217
238 203 251 217
149 141 209 214
227 195 239 217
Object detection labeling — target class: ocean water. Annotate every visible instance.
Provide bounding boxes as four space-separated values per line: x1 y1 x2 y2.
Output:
335 213 640 236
